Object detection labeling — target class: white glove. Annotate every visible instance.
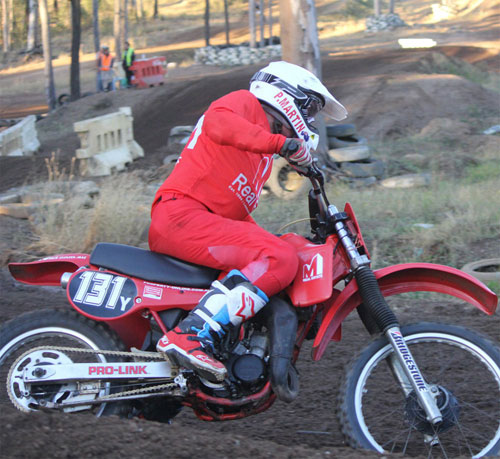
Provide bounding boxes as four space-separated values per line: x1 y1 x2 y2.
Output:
280 138 313 167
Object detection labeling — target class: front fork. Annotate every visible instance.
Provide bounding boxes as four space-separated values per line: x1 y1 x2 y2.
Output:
385 327 442 424
328 204 443 426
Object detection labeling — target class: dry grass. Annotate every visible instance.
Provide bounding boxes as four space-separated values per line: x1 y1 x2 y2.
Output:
29 173 150 254
27 146 499 268
255 169 500 271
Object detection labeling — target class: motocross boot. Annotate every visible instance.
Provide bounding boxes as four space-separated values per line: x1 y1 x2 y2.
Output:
157 270 268 382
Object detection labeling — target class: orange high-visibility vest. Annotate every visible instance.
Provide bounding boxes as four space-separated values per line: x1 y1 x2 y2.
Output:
99 54 113 71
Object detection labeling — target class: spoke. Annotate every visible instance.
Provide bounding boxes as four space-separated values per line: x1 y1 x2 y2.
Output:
453 420 475 457
458 399 500 422
428 427 449 459
400 418 417 455
378 418 421 452
365 403 403 424
453 421 497 443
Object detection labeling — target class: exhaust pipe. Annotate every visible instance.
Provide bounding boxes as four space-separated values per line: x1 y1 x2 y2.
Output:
60 272 73 289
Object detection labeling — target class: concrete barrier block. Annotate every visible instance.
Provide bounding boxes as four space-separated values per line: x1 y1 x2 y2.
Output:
0 115 40 157
78 148 134 177
0 198 64 219
73 107 144 176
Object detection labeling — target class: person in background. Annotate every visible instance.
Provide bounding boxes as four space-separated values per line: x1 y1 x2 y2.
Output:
122 41 136 88
96 47 104 92
149 61 347 382
97 46 115 92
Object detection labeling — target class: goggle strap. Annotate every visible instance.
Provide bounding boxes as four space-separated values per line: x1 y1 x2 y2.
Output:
251 72 308 102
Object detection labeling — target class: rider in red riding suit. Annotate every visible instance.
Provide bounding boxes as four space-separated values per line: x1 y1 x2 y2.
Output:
149 61 347 382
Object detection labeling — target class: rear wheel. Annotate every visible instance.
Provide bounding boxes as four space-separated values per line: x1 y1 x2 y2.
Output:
0 309 129 416
338 322 500 457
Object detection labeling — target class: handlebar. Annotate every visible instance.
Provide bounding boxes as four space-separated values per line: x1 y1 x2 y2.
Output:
285 158 330 217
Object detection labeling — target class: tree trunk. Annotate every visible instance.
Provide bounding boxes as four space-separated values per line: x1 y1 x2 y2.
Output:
38 0 56 110
153 0 158 18
389 0 395 14
135 0 143 20
204 0 210 46
223 0 229 45
279 0 321 74
279 0 328 159
249 0 256 48
374 0 381 16
122 0 128 43
2 0 10 52
259 0 265 47
92 0 100 53
8 0 14 44
70 0 81 101
113 0 121 59
268 0 273 44
26 0 38 51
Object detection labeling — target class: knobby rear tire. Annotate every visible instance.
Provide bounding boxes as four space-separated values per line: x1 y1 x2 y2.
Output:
338 322 500 457
0 309 129 417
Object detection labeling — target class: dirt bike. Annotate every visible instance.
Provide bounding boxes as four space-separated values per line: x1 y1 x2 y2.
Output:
1 165 499 457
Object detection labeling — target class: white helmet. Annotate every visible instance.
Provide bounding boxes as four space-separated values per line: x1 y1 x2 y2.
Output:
249 61 347 151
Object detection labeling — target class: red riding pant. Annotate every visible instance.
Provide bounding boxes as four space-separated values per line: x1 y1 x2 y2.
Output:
148 193 299 296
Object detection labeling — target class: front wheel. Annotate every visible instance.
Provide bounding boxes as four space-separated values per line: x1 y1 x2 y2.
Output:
338 322 500 457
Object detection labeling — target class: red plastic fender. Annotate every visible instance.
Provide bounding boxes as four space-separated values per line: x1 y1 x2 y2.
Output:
312 262 498 361
9 254 91 286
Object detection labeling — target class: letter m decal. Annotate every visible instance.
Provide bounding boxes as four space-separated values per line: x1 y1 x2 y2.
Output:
303 254 324 282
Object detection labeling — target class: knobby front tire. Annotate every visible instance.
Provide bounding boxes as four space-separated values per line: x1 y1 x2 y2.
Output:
338 322 500 457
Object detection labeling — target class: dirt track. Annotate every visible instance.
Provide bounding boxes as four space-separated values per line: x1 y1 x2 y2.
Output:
1 44 499 195
1 266 499 458
1 9 500 456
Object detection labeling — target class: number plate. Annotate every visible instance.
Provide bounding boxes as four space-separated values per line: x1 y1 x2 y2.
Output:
68 270 138 318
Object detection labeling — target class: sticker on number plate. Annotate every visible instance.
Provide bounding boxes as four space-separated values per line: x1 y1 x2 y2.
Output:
68 270 138 318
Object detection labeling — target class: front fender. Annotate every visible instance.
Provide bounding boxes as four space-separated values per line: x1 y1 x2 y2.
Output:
312 263 498 361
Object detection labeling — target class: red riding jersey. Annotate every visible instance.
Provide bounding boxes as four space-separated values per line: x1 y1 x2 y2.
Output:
149 89 299 296
154 90 286 220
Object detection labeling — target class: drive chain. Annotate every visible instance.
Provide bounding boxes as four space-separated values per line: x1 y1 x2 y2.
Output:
7 346 182 409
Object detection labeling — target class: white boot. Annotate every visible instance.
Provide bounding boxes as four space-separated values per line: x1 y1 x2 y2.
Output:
157 270 268 382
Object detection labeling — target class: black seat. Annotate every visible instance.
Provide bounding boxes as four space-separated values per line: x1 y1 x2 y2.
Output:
89 243 219 288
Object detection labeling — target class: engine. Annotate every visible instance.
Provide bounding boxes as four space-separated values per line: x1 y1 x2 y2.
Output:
200 330 269 398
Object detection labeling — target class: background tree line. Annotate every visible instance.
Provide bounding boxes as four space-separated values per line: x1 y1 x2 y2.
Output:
1 0 385 154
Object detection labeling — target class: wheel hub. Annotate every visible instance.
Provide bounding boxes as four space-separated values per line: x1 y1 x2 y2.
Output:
7 349 98 413
405 386 460 435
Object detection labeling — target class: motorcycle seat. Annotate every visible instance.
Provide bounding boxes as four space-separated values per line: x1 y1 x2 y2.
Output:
89 242 220 288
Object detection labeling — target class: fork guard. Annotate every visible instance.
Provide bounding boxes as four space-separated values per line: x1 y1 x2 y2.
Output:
312 262 499 360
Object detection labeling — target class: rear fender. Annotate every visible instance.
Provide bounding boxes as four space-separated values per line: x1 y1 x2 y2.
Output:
9 255 152 350
312 263 498 360
8 254 90 286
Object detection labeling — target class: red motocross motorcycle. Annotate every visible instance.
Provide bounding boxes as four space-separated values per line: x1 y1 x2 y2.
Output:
1 165 499 457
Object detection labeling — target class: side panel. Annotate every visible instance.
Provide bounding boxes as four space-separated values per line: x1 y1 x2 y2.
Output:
312 263 499 360
66 270 207 349
9 254 91 286
66 269 206 321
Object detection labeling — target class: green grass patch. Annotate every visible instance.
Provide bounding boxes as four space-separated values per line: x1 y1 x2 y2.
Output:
464 161 500 184
256 177 500 270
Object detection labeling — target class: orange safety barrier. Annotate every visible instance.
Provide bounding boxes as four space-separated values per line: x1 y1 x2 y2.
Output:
130 57 167 88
